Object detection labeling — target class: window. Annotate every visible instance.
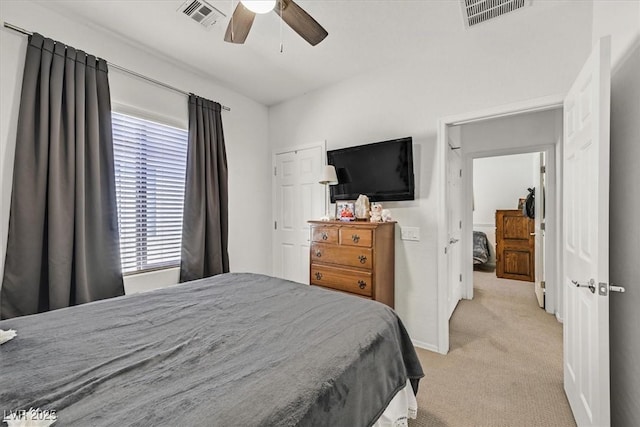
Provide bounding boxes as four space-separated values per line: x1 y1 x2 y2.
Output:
112 112 188 274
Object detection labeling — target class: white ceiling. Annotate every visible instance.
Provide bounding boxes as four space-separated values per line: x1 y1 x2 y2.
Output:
34 0 573 106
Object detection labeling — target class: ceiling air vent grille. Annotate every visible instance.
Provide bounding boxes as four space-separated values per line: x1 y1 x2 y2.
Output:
178 0 226 29
461 0 531 28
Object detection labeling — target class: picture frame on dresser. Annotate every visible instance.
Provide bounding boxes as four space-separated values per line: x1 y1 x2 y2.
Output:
336 201 356 221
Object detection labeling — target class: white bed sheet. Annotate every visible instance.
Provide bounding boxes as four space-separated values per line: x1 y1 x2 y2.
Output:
373 380 418 427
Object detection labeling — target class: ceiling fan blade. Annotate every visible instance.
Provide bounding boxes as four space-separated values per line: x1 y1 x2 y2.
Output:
275 0 328 46
224 3 256 44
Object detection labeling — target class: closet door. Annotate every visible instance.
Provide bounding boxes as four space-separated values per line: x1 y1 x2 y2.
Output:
495 209 535 282
273 146 324 284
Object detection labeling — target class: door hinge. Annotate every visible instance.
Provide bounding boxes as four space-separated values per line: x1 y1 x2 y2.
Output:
274 166 277 176
459 274 462 282
540 165 546 174
459 169 462 177
274 221 277 230
541 222 546 231
540 280 546 289
459 220 462 229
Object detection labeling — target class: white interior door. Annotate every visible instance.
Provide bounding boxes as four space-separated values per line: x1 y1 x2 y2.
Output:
273 146 324 284
563 36 611 427
447 142 463 318
534 152 546 308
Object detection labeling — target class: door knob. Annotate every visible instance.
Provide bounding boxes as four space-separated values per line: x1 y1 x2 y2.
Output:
449 238 459 244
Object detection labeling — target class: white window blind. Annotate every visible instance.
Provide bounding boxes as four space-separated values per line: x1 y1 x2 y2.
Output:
112 112 188 274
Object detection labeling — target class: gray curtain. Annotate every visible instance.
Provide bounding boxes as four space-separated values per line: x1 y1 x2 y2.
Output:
180 95 229 282
1 33 124 319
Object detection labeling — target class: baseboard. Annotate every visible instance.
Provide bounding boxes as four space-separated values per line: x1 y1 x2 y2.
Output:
412 339 439 353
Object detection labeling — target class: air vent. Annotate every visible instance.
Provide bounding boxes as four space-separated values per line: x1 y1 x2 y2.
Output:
178 0 226 29
461 0 531 28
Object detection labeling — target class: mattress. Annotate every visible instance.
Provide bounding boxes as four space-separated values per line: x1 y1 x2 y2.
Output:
0 273 423 426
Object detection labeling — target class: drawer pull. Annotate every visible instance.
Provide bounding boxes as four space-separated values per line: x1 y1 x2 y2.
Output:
321 232 328 240
358 280 367 289
315 272 323 280
315 250 322 258
358 255 367 264
352 234 360 243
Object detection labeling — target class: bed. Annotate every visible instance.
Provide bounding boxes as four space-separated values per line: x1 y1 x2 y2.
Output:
0 273 423 426
473 231 491 266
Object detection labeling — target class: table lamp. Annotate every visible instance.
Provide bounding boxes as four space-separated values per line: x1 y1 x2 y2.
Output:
319 165 338 221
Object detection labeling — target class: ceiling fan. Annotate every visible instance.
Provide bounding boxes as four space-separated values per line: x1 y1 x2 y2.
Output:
224 0 328 46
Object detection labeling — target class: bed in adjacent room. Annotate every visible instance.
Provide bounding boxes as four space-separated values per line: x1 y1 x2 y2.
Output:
473 231 492 267
0 273 423 426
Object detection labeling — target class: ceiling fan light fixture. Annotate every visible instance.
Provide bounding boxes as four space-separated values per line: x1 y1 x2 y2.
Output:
241 0 276 14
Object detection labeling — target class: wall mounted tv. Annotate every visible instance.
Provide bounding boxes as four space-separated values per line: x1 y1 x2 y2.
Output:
328 137 415 203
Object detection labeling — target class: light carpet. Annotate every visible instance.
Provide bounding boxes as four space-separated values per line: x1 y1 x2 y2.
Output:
410 271 576 427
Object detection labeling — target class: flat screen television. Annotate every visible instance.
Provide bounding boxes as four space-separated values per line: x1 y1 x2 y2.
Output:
328 137 414 202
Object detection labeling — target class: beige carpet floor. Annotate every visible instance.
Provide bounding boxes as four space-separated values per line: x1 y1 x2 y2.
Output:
410 271 577 427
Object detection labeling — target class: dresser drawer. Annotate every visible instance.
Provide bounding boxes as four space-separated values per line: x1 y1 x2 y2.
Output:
311 226 338 244
310 265 373 297
311 242 372 269
339 228 373 247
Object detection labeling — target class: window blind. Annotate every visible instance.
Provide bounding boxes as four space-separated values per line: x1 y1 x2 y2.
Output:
112 112 188 274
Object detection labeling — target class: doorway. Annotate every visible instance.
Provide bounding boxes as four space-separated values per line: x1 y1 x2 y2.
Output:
436 38 613 426
440 111 568 422
471 151 545 307
436 98 564 354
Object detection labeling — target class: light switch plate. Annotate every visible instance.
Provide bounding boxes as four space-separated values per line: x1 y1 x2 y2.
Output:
401 226 420 241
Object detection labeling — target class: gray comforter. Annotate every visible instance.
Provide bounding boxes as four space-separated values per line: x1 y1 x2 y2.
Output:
473 231 491 265
0 273 423 426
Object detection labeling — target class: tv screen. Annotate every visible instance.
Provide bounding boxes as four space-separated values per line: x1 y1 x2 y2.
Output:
328 137 414 203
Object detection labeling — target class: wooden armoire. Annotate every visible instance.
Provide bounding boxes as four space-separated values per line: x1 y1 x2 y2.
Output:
495 209 535 282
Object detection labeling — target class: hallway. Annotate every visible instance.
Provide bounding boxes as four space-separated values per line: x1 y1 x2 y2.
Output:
411 271 576 426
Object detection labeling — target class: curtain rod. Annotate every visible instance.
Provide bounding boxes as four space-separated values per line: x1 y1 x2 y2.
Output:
3 21 231 112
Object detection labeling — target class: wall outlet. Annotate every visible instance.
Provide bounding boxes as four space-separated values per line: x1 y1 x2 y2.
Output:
401 226 420 241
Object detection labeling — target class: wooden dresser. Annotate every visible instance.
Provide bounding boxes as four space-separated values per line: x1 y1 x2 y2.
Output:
308 220 395 308
495 209 535 282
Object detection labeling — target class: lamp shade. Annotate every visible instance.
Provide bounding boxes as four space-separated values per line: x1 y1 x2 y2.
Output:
319 165 338 185
241 0 276 14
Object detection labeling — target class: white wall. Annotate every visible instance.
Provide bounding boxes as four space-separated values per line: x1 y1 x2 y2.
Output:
608 40 640 427
592 0 640 68
0 1 272 294
268 4 592 348
472 152 537 250
460 110 561 156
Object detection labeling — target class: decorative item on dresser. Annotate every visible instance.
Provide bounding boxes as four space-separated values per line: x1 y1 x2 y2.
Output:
308 220 395 308
336 201 356 221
